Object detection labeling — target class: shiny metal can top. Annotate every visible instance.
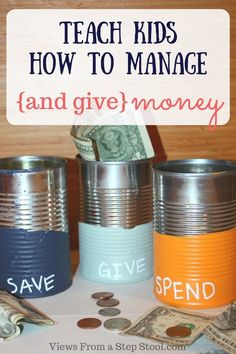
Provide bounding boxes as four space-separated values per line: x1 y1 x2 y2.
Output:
153 159 236 204
78 156 153 228
0 155 66 193
78 156 153 189
0 156 68 231
153 159 236 235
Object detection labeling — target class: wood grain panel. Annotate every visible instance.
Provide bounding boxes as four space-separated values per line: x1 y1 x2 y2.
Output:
1 0 235 248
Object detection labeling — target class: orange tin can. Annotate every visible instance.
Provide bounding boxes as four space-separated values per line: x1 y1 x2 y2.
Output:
153 159 236 309
153 229 236 308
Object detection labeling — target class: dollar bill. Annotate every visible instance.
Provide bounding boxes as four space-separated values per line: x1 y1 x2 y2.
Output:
204 303 236 354
121 305 215 346
0 290 54 341
71 126 96 160
85 125 154 161
0 316 20 341
71 125 154 161
189 328 228 354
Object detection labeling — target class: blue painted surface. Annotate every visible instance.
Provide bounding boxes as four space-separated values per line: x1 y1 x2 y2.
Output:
0 228 72 298
79 222 153 283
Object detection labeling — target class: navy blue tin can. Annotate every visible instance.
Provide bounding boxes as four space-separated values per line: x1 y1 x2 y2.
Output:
0 156 72 298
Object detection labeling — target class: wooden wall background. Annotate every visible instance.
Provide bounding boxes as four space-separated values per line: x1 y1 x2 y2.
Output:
0 0 235 248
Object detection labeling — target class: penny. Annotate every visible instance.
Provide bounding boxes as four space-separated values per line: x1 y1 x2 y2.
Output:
98 308 121 317
103 318 132 331
96 298 120 307
166 326 192 338
91 292 114 300
77 318 102 329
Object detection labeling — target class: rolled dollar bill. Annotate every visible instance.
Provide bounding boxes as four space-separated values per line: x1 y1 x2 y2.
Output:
71 125 154 161
0 316 20 341
204 303 236 354
84 125 154 161
0 290 54 341
71 126 96 161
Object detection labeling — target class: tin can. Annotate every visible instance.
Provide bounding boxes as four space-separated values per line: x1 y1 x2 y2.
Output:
79 222 153 283
153 159 236 308
153 159 236 235
153 229 236 308
78 157 153 228
0 156 71 298
78 157 153 283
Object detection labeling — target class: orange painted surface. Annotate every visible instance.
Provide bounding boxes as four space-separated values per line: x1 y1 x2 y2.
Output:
153 229 236 309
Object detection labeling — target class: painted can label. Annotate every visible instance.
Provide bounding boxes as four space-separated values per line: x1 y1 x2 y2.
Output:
0 228 72 298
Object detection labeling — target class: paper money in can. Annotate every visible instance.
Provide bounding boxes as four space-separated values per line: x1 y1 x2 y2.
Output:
71 125 154 161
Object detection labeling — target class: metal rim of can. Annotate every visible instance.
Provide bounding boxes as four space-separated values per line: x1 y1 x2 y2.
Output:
152 159 236 176
0 155 66 174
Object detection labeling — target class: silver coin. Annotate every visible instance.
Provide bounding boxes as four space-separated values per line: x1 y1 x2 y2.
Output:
98 308 121 317
91 292 114 300
96 298 119 307
103 318 132 331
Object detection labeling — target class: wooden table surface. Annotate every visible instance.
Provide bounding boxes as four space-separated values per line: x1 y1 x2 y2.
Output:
0 0 235 248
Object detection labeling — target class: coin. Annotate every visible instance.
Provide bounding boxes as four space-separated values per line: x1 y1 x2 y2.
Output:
103 318 132 331
98 308 121 317
77 318 102 329
166 326 191 338
96 298 120 307
91 292 114 300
